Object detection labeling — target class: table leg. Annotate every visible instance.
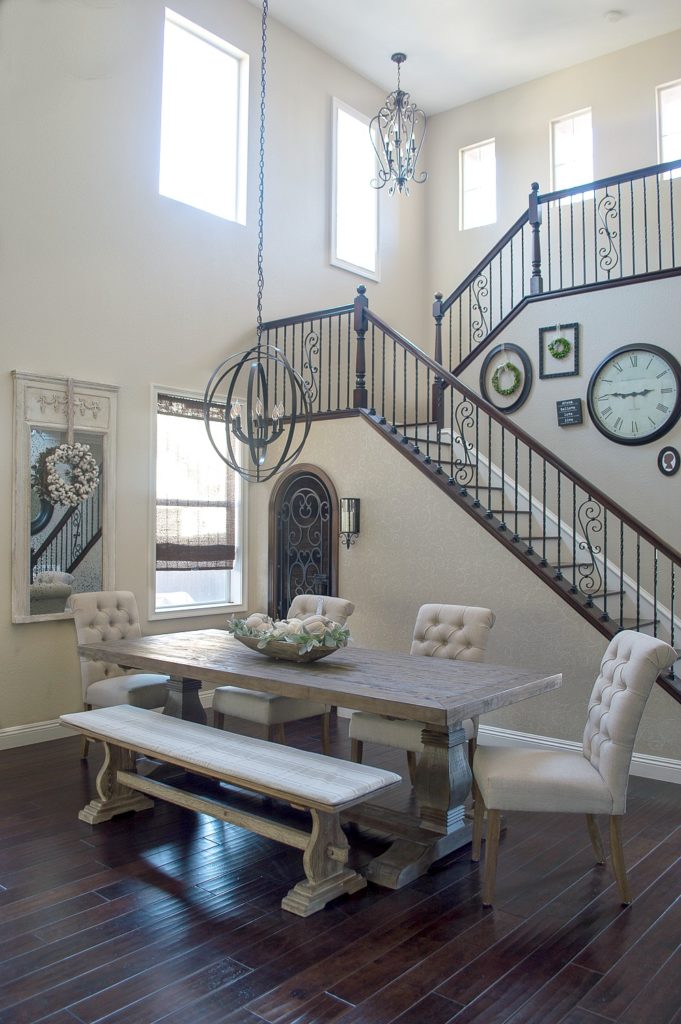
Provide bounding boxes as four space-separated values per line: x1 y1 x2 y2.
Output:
352 723 472 889
163 676 206 725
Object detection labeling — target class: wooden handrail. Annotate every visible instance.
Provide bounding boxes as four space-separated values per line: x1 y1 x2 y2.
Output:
440 210 529 314
365 310 681 566
537 157 681 206
262 304 353 332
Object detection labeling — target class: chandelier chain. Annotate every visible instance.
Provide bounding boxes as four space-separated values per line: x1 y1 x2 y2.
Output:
256 0 268 342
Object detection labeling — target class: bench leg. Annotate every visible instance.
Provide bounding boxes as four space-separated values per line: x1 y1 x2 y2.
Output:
78 742 154 824
281 810 366 917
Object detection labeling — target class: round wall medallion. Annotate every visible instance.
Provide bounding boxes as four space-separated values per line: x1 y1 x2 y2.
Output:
658 446 680 476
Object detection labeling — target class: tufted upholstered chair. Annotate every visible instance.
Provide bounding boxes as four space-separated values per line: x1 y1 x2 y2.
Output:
67 591 170 758
349 603 495 784
471 630 676 907
211 595 355 752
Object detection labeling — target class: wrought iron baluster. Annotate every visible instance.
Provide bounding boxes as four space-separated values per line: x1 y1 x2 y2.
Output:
336 316 341 412
487 416 493 512
569 197 575 287
617 182 623 274
555 470 562 578
499 425 506 528
541 459 547 566
558 199 564 290
546 202 552 291
577 496 603 605
381 330 386 420
571 482 577 592
512 436 519 541
414 361 420 455
510 235 515 309
670 168 676 267
526 448 533 553
592 189 597 282
402 346 407 441
636 533 641 628
671 566 676 670
581 194 586 284
369 323 376 415
619 521 625 627
456 303 461 366
498 251 503 324
602 511 608 621
391 339 397 428
521 223 526 297
630 180 636 276
653 548 659 638
656 172 662 270
643 177 649 273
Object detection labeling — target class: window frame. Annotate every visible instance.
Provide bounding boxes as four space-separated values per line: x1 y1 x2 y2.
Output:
459 137 497 231
330 97 381 282
656 78 681 168
159 7 249 224
148 385 247 620
549 107 594 197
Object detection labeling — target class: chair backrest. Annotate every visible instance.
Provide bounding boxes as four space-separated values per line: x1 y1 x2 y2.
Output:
287 594 355 626
410 604 496 662
67 591 143 698
582 630 676 814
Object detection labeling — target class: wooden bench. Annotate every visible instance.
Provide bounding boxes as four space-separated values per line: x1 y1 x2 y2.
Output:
60 705 401 917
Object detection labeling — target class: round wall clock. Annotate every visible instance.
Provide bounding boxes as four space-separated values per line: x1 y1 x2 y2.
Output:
479 343 533 414
586 344 681 445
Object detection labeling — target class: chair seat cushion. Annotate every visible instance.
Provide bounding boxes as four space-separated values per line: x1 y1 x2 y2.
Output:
212 686 327 726
87 673 169 710
474 744 613 815
349 711 475 751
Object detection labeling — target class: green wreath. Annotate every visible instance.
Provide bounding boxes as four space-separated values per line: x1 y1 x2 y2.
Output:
548 336 572 360
491 361 522 397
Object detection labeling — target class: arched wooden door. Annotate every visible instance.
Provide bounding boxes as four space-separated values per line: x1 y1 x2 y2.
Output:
268 465 339 621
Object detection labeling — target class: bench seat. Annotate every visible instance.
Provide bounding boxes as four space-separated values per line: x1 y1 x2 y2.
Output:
60 705 401 916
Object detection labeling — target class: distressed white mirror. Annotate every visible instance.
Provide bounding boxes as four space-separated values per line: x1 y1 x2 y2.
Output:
12 373 118 622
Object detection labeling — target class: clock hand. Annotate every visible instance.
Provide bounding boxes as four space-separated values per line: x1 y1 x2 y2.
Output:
599 388 654 399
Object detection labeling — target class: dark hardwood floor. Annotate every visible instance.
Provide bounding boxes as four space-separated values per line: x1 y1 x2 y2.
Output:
0 715 679 1024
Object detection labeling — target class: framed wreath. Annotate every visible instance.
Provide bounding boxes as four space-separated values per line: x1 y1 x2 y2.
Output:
539 323 580 378
34 442 99 507
480 343 533 414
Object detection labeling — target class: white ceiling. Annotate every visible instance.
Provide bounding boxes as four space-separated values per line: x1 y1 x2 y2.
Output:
256 0 681 114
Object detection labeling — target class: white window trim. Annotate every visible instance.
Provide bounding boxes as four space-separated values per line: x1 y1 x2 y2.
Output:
160 8 249 225
549 107 593 198
656 78 681 167
148 384 248 621
330 97 381 282
459 137 497 231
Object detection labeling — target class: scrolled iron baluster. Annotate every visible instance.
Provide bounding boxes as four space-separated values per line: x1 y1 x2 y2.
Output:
470 273 489 343
301 328 320 405
597 190 620 275
452 399 476 488
576 498 604 600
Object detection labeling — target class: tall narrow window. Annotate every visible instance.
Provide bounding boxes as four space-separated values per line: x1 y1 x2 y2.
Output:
460 139 496 230
657 80 681 170
332 99 379 280
153 392 243 614
159 9 248 223
551 109 593 193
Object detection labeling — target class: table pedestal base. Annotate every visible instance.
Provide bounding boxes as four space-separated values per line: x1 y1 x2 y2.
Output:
164 676 206 724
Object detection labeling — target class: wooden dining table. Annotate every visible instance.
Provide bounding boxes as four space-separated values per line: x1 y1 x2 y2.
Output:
77 627 561 888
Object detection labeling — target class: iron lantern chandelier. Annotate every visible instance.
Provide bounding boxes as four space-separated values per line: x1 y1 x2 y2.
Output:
203 0 311 483
370 52 427 196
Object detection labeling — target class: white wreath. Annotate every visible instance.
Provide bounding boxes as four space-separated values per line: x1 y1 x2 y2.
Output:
39 442 99 507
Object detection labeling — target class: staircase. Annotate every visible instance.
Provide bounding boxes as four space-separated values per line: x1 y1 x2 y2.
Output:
258 159 681 702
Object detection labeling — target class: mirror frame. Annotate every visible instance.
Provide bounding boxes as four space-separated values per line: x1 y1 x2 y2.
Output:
12 372 118 623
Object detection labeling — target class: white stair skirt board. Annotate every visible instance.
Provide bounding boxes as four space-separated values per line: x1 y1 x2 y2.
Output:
4 712 680 785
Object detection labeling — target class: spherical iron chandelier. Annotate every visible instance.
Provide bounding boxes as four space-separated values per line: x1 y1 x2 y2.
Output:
370 53 427 196
204 0 312 483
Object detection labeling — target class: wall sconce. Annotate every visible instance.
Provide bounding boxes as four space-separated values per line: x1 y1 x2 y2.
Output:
339 498 360 549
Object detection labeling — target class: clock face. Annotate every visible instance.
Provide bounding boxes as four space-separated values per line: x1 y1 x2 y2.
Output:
587 345 681 445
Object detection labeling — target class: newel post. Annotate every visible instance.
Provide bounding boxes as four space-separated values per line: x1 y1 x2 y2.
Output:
431 291 445 428
529 182 543 295
353 285 369 409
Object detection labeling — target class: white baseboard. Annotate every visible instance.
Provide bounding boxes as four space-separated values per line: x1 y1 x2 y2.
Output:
2 713 679 785
478 724 681 785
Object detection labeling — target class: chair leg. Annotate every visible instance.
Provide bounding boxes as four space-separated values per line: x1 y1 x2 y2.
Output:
350 739 363 764
406 751 418 786
80 704 93 759
467 736 477 769
267 723 286 744
482 808 502 907
212 710 225 731
585 814 606 865
609 815 632 906
321 712 331 755
471 779 485 862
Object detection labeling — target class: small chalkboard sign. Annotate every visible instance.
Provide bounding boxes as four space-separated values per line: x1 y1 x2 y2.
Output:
556 398 583 426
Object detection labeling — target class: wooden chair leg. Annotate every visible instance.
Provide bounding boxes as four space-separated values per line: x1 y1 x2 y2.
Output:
350 738 363 764
406 751 418 786
585 813 606 864
321 712 331 755
609 815 632 906
482 808 502 907
212 710 225 731
467 736 477 769
268 724 287 743
471 778 485 862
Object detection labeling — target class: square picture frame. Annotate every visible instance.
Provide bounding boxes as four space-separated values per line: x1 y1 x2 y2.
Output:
539 322 580 379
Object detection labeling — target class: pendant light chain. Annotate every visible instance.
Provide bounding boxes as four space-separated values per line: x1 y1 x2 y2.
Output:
256 0 268 345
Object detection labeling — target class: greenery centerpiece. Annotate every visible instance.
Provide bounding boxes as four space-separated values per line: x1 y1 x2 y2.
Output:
226 612 350 662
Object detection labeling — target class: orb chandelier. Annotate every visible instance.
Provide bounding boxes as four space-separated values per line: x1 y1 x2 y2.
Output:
370 52 427 196
204 0 311 483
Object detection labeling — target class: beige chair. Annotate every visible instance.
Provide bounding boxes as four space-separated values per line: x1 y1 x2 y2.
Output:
211 594 355 752
68 591 170 758
349 603 495 783
471 629 676 907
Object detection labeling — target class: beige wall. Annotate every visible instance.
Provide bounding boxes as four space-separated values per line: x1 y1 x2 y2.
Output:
248 417 678 759
0 0 425 729
425 30 681 302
